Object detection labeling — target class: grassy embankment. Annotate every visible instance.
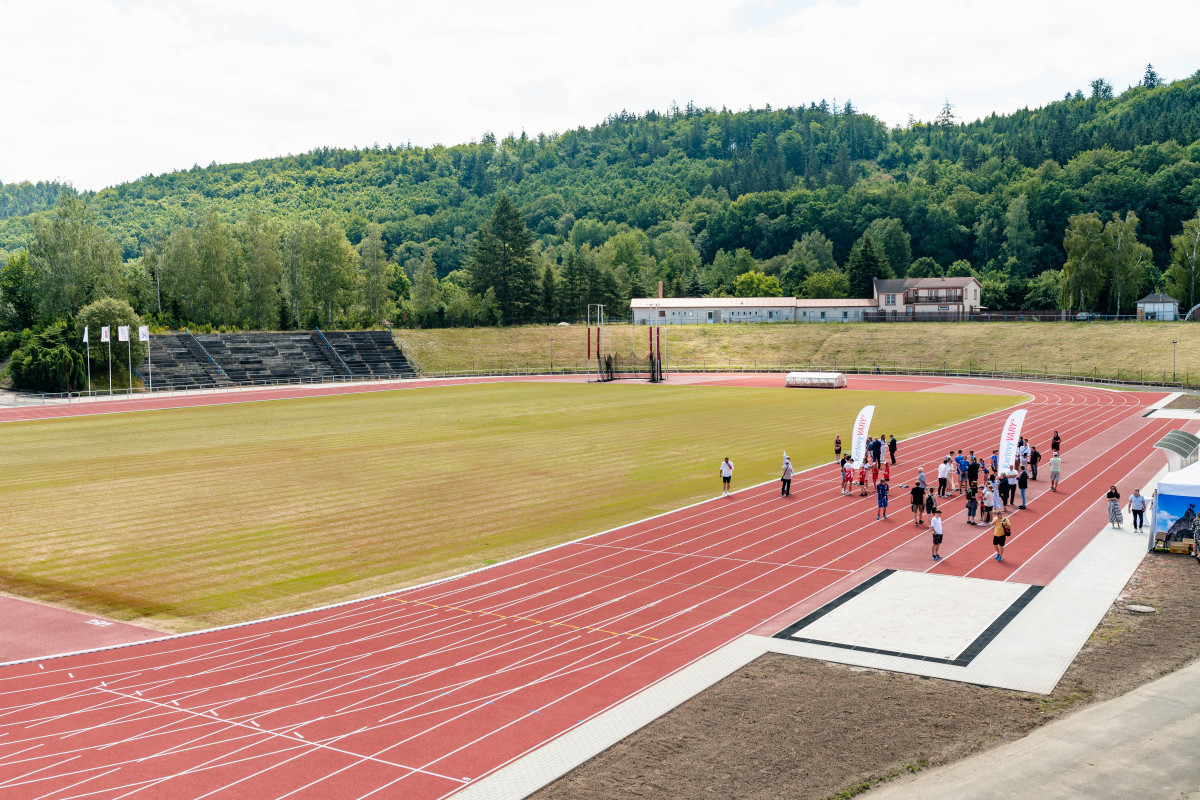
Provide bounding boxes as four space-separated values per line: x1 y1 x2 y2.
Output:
0 382 1011 632
398 322 1200 383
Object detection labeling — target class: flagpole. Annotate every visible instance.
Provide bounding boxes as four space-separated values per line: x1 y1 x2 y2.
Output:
107 339 112 396
127 337 132 394
85 328 91 396
148 336 153 392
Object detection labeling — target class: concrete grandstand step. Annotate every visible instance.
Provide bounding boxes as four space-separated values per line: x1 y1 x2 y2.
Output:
138 331 414 389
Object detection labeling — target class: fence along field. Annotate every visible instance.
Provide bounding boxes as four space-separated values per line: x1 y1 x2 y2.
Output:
398 322 1200 384
0 381 1012 632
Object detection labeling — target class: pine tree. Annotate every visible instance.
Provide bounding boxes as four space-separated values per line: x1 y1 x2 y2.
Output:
469 195 537 323
541 264 556 322
1142 64 1161 89
844 235 893 298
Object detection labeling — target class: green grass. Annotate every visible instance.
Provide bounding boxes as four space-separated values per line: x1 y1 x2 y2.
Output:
0 382 1014 631
398 322 1200 383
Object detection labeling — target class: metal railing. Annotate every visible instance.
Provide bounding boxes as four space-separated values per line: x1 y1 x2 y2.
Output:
313 328 353 376
182 328 231 383
6 362 1197 407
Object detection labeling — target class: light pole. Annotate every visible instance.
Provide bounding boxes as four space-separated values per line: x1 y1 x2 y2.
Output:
1173 339 1177 383
548 336 554 373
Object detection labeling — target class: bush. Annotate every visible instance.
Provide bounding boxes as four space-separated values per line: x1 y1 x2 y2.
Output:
8 322 86 392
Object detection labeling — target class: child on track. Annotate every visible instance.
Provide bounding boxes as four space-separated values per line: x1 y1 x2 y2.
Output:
876 479 890 520
858 462 869 496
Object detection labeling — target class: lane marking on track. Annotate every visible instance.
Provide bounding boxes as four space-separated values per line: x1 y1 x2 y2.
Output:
94 688 468 784
391 599 660 641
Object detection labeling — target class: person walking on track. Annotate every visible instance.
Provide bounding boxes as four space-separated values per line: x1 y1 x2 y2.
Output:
889 435 898 464
876 479 890 520
834 435 842 459
720 457 734 497
1030 445 1041 480
1107 485 1123 528
841 458 853 495
937 458 950 497
1051 430 1061 453
993 514 1011 562
930 510 944 560
1017 465 1029 509
911 482 926 526
781 456 793 497
1130 488 1146 530
1049 451 1062 492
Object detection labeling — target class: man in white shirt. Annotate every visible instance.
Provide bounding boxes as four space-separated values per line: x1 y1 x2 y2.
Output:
930 510 944 560
1129 488 1146 530
937 459 950 497
720 457 734 497
1049 452 1062 492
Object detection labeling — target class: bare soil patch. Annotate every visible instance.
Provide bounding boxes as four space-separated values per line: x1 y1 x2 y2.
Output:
533 553 1200 800
1164 393 1200 409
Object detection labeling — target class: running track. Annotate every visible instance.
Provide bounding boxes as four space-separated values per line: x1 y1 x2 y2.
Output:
0 377 1177 799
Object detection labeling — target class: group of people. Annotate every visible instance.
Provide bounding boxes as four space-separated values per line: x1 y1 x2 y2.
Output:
721 424 1146 563
830 430 1070 564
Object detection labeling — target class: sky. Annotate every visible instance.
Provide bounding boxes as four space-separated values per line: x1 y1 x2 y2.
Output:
2 0 1199 192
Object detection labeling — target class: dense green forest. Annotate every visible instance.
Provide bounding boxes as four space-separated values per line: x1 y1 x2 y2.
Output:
4 65 1200 389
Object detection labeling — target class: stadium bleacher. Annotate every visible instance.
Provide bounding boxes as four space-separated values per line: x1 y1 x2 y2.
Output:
138 331 417 390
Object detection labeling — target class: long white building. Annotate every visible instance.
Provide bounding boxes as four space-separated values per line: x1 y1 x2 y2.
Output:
630 277 984 324
631 296 876 324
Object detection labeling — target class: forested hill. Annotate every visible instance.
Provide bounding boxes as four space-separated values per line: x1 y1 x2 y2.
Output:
3 67 1200 352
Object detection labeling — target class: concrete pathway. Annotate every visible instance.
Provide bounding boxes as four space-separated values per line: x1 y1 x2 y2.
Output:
870 656 1200 800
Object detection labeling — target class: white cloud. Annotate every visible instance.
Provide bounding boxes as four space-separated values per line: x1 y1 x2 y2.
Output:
1 0 1197 191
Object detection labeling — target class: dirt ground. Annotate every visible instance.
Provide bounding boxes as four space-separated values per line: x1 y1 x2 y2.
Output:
1165 393 1200 409
533 553 1200 800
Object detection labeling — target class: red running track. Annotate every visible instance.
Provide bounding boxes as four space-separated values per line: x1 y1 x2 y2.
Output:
0 378 1177 799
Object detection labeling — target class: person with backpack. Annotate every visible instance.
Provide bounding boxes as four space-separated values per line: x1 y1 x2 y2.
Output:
993 514 1011 562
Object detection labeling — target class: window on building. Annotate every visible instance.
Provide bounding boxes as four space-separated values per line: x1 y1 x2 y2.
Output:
658 309 666 317
885 294 896 305
843 311 848 319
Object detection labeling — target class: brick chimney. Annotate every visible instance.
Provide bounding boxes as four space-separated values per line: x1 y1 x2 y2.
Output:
658 281 664 299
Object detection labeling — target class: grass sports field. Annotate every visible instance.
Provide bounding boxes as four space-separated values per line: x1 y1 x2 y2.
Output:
399 322 1200 381
0 382 1014 632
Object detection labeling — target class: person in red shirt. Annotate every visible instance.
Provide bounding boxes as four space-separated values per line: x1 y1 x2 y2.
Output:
881 461 891 483
870 461 880 489
858 462 869 496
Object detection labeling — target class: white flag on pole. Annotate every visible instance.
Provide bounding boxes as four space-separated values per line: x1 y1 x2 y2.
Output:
82 326 89 343
849 405 876 466
100 326 110 343
138 326 150 342
118 325 130 342
997 410 1027 474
